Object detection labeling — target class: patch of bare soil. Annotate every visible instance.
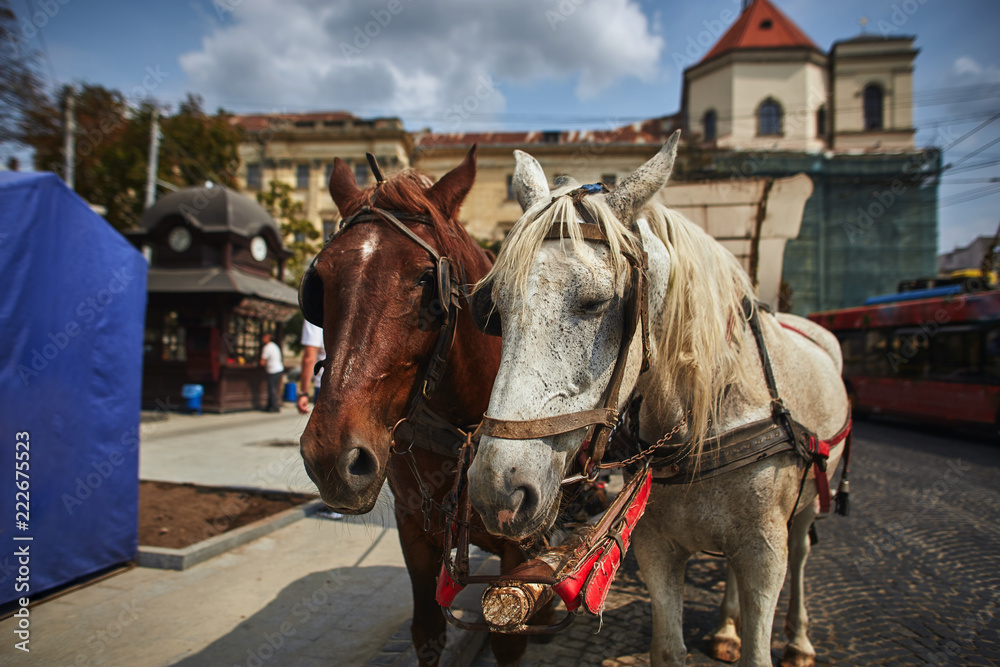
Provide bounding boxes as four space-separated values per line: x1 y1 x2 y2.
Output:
139 481 318 549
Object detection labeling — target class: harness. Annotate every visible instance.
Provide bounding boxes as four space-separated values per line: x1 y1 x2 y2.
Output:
298 180 472 462
436 185 852 634
633 297 853 517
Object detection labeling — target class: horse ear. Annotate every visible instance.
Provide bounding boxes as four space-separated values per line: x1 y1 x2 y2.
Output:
427 144 477 219
606 130 681 223
513 149 549 212
328 157 360 214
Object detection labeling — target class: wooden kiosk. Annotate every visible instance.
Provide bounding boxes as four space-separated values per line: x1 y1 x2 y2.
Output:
128 186 299 412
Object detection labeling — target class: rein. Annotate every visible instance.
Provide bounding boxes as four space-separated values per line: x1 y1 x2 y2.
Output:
474 186 652 481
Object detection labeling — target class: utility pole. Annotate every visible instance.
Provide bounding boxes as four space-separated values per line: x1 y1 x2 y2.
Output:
145 108 161 208
63 87 76 190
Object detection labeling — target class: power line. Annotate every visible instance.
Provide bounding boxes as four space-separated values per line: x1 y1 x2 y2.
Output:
948 135 1000 170
936 184 1000 209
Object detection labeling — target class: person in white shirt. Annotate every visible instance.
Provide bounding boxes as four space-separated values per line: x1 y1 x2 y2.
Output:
259 333 284 412
297 320 326 414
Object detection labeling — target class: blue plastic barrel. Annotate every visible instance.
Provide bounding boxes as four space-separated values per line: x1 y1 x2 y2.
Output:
181 384 204 415
283 382 297 402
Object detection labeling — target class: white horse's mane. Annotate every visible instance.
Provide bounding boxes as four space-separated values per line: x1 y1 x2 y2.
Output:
481 187 760 447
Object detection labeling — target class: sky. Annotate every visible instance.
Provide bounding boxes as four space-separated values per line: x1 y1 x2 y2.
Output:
10 0 1000 254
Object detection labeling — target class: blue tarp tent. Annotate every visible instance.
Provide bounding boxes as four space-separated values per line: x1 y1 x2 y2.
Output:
1 172 147 607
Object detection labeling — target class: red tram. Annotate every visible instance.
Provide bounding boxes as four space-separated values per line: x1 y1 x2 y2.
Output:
809 287 1000 429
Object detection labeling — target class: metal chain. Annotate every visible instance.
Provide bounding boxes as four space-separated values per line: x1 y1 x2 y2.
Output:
596 415 689 470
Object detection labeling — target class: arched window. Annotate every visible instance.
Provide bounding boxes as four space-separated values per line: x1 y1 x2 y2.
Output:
816 105 827 137
703 109 717 142
758 98 783 136
864 84 883 130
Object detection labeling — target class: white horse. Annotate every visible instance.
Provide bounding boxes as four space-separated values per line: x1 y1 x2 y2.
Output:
467 132 850 667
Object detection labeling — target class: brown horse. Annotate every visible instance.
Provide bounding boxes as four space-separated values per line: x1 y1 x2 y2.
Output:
298 148 547 666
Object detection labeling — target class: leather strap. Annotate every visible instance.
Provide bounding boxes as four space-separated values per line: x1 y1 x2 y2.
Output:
332 206 470 459
477 408 618 440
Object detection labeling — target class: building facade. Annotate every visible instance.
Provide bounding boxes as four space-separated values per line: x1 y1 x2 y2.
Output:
230 0 939 315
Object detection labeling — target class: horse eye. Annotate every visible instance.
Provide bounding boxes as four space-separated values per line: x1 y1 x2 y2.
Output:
415 270 434 287
576 298 612 316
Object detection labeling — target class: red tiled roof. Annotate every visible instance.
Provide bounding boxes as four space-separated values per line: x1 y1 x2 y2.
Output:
701 0 819 63
416 116 681 149
231 112 358 132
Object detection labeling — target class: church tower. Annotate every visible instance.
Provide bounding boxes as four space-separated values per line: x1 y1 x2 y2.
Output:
682 0 828 152
830 35 918 152
683 0 917 154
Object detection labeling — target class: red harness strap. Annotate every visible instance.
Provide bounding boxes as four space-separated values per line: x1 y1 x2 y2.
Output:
779 321 852 514
552 469 652 613
807 420 851 514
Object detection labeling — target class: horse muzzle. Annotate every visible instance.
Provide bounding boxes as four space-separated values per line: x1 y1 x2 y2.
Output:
300 431 385 513
467 441 559 539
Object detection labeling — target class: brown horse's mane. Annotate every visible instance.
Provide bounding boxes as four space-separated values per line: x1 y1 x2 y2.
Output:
338 169 490 281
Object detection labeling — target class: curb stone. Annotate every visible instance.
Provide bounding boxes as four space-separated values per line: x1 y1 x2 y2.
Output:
137 499 326 570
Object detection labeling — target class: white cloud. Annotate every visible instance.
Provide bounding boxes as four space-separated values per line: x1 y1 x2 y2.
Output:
180 0 663 125
953 55 1000 82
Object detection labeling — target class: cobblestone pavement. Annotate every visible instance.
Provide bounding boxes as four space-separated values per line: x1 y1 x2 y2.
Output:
469 419 1000 666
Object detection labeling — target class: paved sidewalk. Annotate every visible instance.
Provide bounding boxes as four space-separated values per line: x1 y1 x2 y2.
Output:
139 408 318 493
2 408 431 666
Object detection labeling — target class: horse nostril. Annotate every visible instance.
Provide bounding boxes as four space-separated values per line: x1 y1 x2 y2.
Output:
498 485 537 528
344 447 377 479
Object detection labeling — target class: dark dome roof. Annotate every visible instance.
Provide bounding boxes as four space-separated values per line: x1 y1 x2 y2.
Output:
139 186 279 238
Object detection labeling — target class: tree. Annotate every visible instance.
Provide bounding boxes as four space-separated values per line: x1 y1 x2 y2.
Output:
0 0 46 158
21 87 244 230
257 179 322 285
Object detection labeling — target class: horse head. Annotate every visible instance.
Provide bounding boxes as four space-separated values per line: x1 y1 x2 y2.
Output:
468 133 684 539
299 147 499 513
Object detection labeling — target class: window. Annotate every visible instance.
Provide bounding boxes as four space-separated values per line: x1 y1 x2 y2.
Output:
836 331 866 377
224 316 275 364
890 328 930 378
864 84 883 131
986 328 1000 380
816 105 827 137
294 232 306 244
354 162 369 186
703 109 717 142
865 329 889 377
162 311 186 362
601 173 617 187
758 99 783 136
930 327 983 380
325 163 335 184
296 164 310 190
246 163 262 189
506 174 515 201
322 219 338 241
542 131 561 144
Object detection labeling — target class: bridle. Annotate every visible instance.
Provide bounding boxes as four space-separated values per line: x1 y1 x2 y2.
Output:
473 185 653 481
298 201 471 460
